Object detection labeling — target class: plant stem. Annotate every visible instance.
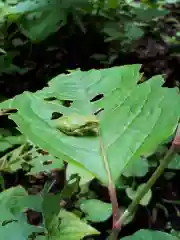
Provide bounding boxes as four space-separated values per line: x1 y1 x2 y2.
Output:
116 132 179 227
108 229 119 240
98 129 120 236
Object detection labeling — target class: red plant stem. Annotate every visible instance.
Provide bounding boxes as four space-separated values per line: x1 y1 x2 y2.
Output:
98 129 120 231
108 183 120 229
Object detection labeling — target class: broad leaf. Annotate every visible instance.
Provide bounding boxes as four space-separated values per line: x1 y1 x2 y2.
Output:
1 65 180 185
120 229 179 240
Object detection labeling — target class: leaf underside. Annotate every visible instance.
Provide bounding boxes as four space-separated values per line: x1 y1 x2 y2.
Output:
1 65 179 184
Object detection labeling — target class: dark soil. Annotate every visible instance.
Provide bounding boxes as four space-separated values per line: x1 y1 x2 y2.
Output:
1 14 180 99
1 9 180 240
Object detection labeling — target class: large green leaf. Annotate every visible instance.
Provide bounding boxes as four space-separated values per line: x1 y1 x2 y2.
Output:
120 229 179 240
1 65 179 185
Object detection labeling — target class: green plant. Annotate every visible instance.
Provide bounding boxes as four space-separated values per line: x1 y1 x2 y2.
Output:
0 1 171 48
0 64 180 239
91 0 170 64
0 0 89 41
0 0 176 77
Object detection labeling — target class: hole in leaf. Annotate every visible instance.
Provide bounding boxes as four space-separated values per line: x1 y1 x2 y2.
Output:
2 220 18 226
1 108 18 115
61 100 73 107
94 108 104 115
51 112 63 120
90 94 104 102
44 97 56 101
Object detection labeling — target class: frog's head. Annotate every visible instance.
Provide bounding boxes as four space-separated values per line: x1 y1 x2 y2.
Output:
83 115 99 127
80 116 99 136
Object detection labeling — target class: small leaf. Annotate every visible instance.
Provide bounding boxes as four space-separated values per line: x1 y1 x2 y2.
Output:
126 184 152 206
120 229 179 240
80 199 112 222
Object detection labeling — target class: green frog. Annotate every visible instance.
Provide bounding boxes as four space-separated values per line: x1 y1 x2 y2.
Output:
53 114 99 137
